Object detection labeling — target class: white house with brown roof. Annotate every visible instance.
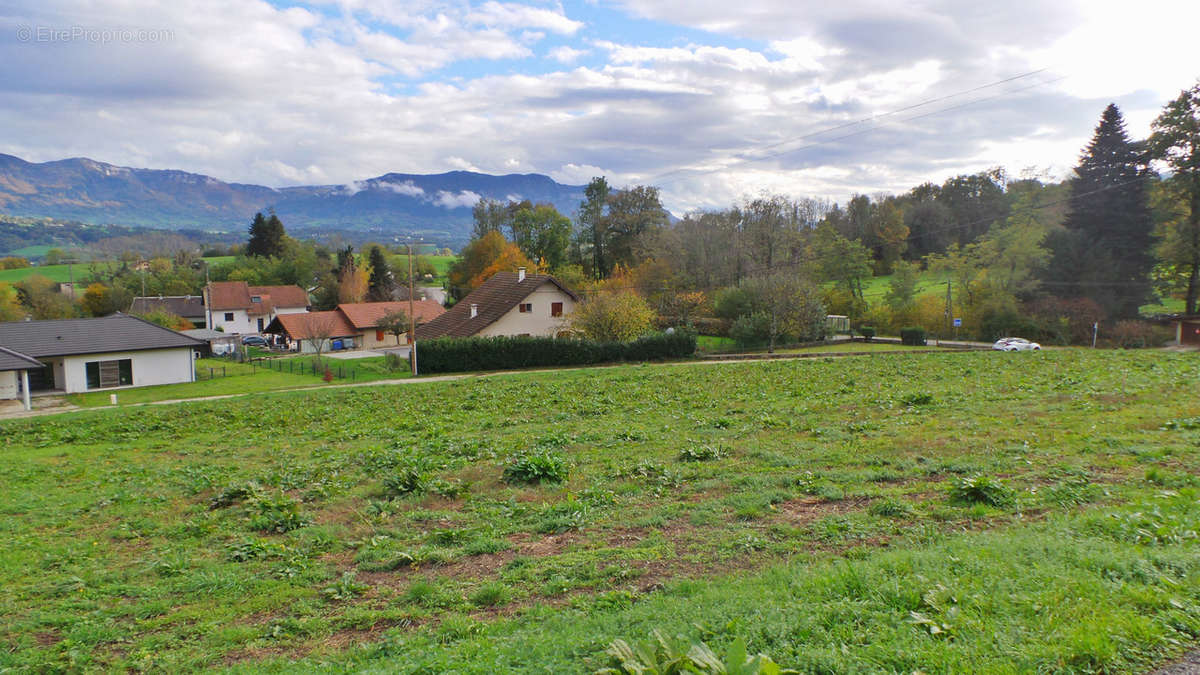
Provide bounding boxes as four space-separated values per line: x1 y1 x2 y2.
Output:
263 300 447 352
203 282 309 334
416 268 577 340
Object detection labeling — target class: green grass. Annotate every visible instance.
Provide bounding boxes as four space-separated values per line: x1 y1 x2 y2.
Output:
65 355 411 407
0 256 235 284
426 254 455 279
4 349 1200 672
697 335 925 355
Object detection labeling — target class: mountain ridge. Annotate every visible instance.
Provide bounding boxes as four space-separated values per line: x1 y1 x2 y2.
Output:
0 153 588 239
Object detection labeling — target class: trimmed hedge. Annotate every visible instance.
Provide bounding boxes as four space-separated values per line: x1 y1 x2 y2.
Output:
859 326 876 341
900 326 927 346
415 331 698 374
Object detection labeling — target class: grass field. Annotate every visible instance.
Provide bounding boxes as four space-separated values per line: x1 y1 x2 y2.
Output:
0 256 237 285
426 254 455 279
65 355 411 408
3 350 1200 672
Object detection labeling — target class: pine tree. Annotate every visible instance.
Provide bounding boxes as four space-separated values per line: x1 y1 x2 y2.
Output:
366 245 394 302
246 211 287 258
1050 104 1154 319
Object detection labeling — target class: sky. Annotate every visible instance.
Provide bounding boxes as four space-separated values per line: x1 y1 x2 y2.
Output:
0 0 1197 214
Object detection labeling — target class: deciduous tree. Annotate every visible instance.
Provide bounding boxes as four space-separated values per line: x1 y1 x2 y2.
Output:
1149 82 1200 314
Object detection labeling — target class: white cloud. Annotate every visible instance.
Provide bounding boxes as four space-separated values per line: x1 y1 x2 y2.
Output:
466 1 583 35
433 189 482 208
548 45 588 64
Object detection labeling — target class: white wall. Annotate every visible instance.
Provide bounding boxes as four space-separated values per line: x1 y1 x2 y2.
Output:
60 348 195 393
210 308 264 335
477 283 576 338
275 306 308 315
0 371 16 400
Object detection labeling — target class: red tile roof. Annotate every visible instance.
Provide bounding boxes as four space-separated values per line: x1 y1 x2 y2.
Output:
265 311 358 340
249 285 309 309
205 282 308 315
336 300 446 330
416 272 577 339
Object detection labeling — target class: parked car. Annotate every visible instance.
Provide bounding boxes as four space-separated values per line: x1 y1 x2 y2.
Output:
241 335 270 347
992 337 1041 351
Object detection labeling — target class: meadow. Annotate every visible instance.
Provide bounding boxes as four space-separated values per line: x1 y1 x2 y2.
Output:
2 350 1200 672
0 256 236 284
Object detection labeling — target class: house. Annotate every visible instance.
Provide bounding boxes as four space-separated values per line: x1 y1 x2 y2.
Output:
0 314 203 405
416 268 578 340
0 345 43 411
130 295 208 328
1170 315 1200 346
264 311 359 353
203 282 309 334
337 300 446 348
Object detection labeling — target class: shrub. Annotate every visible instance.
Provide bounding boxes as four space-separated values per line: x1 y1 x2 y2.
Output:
416 331 697 374
947 475 1014 507
248 493 311 533
900 326 927 346
730 312 771 349
503 451 570 485
1109 320 1173 349
571 292 657 342
678 444 727 462
383 463 428 496
859 325 876 340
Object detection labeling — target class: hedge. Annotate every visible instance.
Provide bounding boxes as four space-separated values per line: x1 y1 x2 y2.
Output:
414 331 698 374
900 326 927 346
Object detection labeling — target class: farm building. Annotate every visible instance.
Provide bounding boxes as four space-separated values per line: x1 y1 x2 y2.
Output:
0 314 202 406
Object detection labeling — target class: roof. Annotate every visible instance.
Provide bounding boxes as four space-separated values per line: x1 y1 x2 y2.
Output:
249 285 309 309
0 314 203 358
206 281 255 311
0 345 43 372
130 295 206 318
206 282 308 314
181 328 237 341
264 311 358 340
336 300 446 330
416 271 577 339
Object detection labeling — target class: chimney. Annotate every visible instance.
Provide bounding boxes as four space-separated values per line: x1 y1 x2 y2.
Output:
470 304 478 318
517 267 526 282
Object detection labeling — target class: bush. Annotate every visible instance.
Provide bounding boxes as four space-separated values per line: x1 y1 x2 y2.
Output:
248 493 311 533
900 326 927 346
729 312 770 349
859 326 876 340
678 445 728 462
1109 320 1173 349
947 475 1014 508
416 331 697 374
503 451 570 485
383 464 427 496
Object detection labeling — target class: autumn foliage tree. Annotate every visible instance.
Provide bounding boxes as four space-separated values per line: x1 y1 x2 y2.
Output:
447 231 538 300
569 291 656 342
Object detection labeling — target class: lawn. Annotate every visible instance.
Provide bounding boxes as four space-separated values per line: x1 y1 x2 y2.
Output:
0 256 237 285
426 254 455 279
3 350 1200 672
696 335 928 355
65 355 411 407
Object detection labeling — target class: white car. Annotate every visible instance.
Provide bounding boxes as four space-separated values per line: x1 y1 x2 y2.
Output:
992 337 1041 352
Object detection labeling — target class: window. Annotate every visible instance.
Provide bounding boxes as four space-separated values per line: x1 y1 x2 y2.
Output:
224 312 234 321
518 303 532 313
551 302 563 317
257 318 264 332
251 295 262 303
85 359 132 390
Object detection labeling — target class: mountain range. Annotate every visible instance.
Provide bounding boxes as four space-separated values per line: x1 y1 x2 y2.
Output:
0 153 587 239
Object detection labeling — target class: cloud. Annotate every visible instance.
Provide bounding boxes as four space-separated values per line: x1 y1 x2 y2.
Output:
433 189 482 209
0 0 1193 220
548 45 588 64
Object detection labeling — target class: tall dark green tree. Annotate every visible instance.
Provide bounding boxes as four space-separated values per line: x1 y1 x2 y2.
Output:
246 211 286 258
366 245 394 302
577 177 610 279
605 185 668 272
510 204 571 270
1048 104 1154 319
1149 83 1200 314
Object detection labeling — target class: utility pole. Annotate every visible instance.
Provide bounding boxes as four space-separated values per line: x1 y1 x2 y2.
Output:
408 242 417 376
944 280 952 344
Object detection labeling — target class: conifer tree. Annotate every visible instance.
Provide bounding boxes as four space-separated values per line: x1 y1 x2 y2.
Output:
1149 83 1200 314
1049 104 1153 318
246 211 287 258
366 245 394 302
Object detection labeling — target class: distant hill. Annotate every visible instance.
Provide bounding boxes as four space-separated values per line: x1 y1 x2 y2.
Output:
0 153 587 238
